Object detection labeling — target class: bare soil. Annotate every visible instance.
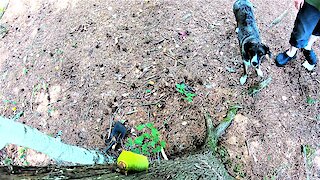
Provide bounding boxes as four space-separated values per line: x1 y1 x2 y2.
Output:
0 0 319 179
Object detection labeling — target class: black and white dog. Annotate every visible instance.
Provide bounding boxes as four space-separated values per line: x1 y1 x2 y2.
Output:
233 0 271 84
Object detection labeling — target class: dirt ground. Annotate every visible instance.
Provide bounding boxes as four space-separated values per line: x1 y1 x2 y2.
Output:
0 0 319 179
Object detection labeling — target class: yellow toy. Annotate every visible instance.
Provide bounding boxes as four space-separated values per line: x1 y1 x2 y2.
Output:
117 150 149 174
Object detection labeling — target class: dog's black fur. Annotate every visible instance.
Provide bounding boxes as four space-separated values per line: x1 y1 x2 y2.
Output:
233 0 271 84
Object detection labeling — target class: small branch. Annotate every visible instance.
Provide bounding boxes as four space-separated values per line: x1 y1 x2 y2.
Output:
0 117 112 164
161 148 168 160
269 8 290 28
302 145 311 180
248 77 272 96
206 106 240 151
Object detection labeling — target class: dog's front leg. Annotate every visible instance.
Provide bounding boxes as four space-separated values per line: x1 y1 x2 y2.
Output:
256 67 264 77
240 60 250 85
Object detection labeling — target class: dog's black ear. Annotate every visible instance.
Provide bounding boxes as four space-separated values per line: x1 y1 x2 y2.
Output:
262 43 272 58
244 42 254 59
244 42 253 52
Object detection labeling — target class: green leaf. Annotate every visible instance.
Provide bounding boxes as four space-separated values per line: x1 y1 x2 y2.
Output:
136 124 146 131
146 89 151 93
134 136 144 145
152 136 159 143
23 161 30 166
185 92 196 97
132 148 141 154
126 138 134 147
3 158 12 165
143 133 151 139
306 96 317 104
151 128 159 137
160 140 166 148
176 83 186 94
141 144 149 155
148 141 156 148
184 97 193 102
152 146 162 153
20 154 26 159
18 148 26 155
3 99 10 103
175 83 182 89
23 68 28 75
56 49 64 55
145 122 154 128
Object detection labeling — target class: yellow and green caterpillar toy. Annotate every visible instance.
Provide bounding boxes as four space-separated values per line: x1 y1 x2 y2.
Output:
117 150 149 173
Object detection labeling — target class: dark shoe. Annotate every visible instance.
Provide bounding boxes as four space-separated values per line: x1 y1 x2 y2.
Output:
302 49 317 65
275 50 297 67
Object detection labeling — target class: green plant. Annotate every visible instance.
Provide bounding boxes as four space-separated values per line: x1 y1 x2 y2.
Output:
72 42 78 48
23 67 28 75
176 83 196 102
306 96 318 105
47 104 57 116
126 123 166 156
216 145 230 164
233 162 246 178
303 144 315 163
0 25 8 38
263 175 276 180
55 49 64 55
3 157 12 165
18 147 30 166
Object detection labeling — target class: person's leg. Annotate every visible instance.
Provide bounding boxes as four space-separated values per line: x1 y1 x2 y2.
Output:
304 35 318 50
276 2 320 66
289 3 320 49
302 20 320 70
286 46 298 57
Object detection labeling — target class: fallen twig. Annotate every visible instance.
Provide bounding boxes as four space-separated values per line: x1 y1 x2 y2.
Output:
161 148 168 160
206 106 240 151
302 145 311 180
125 110 137 115
248 77 272 96
163 53 185 66
269 8 290 28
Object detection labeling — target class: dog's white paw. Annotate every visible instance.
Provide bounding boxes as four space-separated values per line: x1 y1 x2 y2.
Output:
240 75 248 85
256 68 263 77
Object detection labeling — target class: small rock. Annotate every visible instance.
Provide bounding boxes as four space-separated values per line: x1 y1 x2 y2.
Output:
181 121 187 126
122 93 129 97
282 96 288 101
23 56 28 63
